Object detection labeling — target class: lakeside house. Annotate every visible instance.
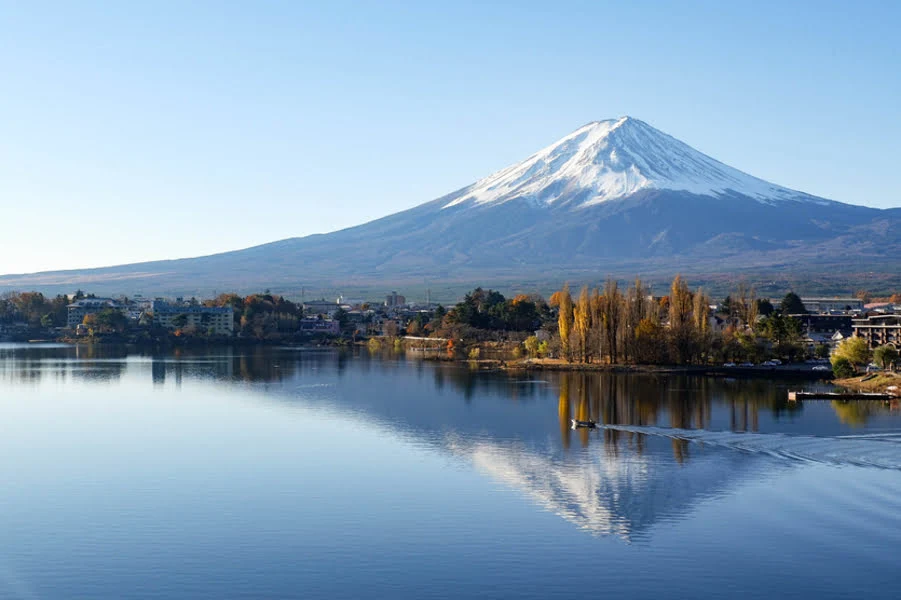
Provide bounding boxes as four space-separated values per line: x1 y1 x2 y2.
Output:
800 297 863 314
852 314 901 349
302 300 345 318
151 300 234 335
790 313 853 351
66 298 125 329
299 317 340 335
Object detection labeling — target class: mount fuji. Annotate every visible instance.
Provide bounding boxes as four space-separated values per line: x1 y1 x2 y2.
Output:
443 116 830 209
2 117 900 296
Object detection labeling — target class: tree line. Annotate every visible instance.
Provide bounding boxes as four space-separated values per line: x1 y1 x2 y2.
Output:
547 277 823 365
433 278 838 366
0 291 72 328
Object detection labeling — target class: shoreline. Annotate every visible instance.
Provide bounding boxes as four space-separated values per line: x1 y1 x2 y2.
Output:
833 372 901 395
453 357 834 380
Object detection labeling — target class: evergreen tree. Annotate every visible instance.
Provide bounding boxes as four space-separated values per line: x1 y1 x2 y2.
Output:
780 292 806 315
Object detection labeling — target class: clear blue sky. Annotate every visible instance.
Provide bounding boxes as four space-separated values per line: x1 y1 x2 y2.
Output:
2 0 899 274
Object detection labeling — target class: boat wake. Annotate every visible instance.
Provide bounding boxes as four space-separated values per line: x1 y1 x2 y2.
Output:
599 424 901 471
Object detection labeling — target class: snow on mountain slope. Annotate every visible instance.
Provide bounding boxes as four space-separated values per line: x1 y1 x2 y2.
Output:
444 116 828 209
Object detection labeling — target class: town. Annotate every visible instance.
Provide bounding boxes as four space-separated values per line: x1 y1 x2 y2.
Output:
1 283 899 376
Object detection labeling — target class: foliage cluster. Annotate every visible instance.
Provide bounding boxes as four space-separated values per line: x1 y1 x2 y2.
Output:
0 291 71 328
204 292 305 340
548 278 812 366
432 289 549 342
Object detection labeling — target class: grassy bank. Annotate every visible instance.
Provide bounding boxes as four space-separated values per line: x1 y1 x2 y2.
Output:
834 372 901 394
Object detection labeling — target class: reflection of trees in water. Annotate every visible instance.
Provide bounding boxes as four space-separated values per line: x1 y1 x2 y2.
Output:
429 363 546 404
6 348 899 432
0 344 365 387
0 343 128 384
547 371 852 462
150 347 359 386
831 400 898 427
558 376 570 450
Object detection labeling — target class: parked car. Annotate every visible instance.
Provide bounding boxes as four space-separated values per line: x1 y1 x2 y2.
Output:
739 362 755 367
723 362 736 368
770 359 782 365
812 365 831 372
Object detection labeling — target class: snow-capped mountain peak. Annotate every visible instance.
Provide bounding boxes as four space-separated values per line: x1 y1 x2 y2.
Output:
443 117 822 209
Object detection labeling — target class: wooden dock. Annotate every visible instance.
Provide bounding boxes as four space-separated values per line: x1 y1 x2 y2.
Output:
788 391 894 401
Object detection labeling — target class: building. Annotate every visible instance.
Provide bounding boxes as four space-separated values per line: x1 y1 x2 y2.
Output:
385 291 406 308
852 314 901 349
151 300 234 335
126 295 154 320
66 298 124 329
299 317 340 335
303 300 342 318
801 297 863 314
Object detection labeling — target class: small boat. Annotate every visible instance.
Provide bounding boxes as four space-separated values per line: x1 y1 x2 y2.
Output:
571 419 597 430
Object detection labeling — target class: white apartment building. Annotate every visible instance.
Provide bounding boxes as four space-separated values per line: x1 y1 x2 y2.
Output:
151 301 234 335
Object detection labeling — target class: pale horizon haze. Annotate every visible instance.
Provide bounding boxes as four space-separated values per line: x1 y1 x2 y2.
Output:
2 0 900 274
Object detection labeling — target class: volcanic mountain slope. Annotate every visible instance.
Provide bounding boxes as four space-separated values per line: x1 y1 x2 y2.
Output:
2 117 900 296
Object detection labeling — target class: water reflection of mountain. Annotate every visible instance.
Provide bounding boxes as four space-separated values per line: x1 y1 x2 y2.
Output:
446 435 755 539
4 346 900 540
250 356 898 540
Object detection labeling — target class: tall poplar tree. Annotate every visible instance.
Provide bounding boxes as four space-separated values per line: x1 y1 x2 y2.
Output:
557 284 573 362
602 279 622 365
573 286 592 363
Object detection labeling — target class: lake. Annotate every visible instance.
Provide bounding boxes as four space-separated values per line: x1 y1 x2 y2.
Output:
1 343 900 599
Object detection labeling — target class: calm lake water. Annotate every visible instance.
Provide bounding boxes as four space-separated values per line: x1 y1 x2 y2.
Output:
1 343 900 599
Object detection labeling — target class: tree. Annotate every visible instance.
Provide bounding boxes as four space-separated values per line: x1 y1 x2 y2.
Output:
634 317 665 364
333 308 349 331
171 314 189 329
524 335 541 358
832 337 871 369
624 277 650 363
780 292 806 315
831 357 855 379
758 313 802 356
573 286 591 362
383 320 399 338
406 319 422 336
692 288 711 363
669 275 694 363
82 313 98 335
873 345 899 370
755 298 775 316
94 308 127 333
557 284 573 362
602 279 623 364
